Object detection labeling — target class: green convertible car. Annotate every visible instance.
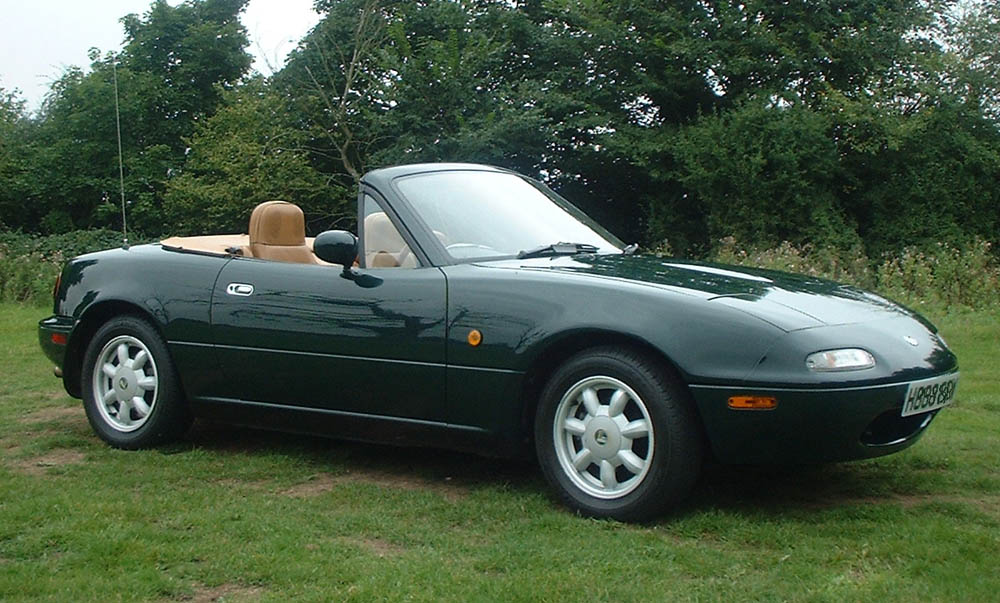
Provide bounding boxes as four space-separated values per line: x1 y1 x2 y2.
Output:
38 163 959 520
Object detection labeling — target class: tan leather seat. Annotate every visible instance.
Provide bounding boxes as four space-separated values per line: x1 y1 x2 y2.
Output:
249 201 318 264
364 212 417 268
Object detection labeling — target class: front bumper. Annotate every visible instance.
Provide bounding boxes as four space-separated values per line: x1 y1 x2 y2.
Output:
689 376 954 464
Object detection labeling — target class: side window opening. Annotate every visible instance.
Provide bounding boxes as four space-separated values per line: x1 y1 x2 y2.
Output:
362 195 418 269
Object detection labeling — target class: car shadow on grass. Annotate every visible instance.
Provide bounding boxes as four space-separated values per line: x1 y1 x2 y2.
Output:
170 419 542 496
680 458 942 518
166 419 944 519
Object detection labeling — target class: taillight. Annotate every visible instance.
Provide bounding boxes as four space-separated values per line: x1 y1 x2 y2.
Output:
53 272 62 300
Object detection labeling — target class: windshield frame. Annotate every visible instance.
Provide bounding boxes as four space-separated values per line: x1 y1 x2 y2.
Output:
386 167 625 266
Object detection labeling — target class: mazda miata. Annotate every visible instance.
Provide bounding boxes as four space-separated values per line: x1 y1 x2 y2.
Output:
38 163 959 520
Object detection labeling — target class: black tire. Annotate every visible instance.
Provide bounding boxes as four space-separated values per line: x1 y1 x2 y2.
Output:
81 315 191 449
534 346 703 521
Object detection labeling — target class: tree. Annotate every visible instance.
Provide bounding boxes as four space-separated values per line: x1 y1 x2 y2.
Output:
26 0 252 235
941 0 1000 121
661 101 859 252
275 0 393 186
0 84 34 230
119 0 252 153
163 80 348 235
639 0 1000 255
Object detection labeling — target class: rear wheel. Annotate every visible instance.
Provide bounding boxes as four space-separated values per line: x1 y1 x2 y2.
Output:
81 316 190 449
535 347 703 521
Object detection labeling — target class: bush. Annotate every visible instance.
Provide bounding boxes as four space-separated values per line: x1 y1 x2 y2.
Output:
652 101 862 254
705 237 1000 312
0 253 59 304
876 239 1000 311
0 229 128 304
162 81 350 236
711 237 876 291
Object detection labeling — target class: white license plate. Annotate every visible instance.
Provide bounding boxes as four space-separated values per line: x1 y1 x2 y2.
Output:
901 373 959 417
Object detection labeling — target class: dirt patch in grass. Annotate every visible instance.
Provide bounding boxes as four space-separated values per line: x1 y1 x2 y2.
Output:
279 469 469 501
893 493 1000 516
19 405 80 424
215 477 271 492
782 492 1000 518
337 468 469 501
344 536 406 558
281 472 337 497
182 422 328 456
10 448 86 476
181 583 263 602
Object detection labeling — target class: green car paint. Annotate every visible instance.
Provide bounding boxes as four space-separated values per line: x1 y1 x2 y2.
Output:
39 163 957 465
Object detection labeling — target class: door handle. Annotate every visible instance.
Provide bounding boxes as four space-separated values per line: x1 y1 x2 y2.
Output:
226 283 254 296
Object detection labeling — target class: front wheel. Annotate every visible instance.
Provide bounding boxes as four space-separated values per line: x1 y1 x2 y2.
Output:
535 347 703 521
81 316 190 449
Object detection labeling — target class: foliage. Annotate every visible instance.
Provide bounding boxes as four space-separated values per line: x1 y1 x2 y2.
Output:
275 0 392 184
708 237 1000 311
1 0 252 236
662 101 860 253
831 95 1000 257
0 254 57 305
877 239 1000 311
0 85 34 231
711 237 877 291
1 0 999 261
0 229 127 304
941 0 1000 122
120 0 251 147
276 1 556 192
163 80 349 235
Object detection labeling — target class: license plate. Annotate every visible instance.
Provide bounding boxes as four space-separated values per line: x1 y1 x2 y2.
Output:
901 373 959 417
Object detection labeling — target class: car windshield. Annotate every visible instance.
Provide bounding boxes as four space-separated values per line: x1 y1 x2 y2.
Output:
394 170 623 261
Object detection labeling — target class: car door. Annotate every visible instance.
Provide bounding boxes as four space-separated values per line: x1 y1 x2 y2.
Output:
209 254 448 422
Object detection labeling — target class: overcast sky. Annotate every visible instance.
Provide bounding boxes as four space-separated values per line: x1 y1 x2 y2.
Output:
0 0 321 113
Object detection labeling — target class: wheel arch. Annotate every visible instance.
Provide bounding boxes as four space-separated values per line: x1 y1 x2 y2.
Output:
63 300 163 398
518 329 703 445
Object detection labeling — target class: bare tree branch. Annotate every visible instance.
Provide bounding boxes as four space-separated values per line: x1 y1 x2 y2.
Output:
299 0 389 183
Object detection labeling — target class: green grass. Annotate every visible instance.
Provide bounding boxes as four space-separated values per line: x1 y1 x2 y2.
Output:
2 303 998 601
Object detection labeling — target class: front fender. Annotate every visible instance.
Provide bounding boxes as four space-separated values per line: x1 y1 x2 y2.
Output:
47 244 231 400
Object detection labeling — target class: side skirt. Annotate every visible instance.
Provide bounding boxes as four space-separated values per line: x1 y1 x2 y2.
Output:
190 397 524 459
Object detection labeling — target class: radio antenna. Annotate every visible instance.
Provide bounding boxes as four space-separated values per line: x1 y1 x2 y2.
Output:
112 59 129 248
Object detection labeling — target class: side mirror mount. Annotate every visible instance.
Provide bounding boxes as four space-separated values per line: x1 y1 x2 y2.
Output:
314 230 358 274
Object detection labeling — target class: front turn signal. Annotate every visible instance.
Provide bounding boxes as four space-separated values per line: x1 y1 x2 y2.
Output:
727 395 777 410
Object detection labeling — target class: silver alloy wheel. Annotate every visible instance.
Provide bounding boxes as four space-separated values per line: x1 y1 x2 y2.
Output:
92 335 159 432
552 376 655 499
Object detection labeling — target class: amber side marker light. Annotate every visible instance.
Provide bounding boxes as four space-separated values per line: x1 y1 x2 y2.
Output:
467 329 483 347
727 395 778 410
50 333 67 346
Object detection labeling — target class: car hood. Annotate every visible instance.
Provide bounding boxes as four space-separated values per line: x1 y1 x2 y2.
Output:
481 254 928 332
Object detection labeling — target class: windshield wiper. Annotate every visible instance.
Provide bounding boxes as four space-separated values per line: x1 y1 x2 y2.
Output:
517 242 599 259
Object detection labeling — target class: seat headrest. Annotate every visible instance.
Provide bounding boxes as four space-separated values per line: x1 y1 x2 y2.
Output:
364 211 407 253
249 201 305 246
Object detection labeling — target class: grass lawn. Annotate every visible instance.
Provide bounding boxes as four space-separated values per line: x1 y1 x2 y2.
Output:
1 302 998 601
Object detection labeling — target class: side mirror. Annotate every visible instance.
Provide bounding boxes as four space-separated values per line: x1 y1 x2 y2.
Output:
314 230 358 271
